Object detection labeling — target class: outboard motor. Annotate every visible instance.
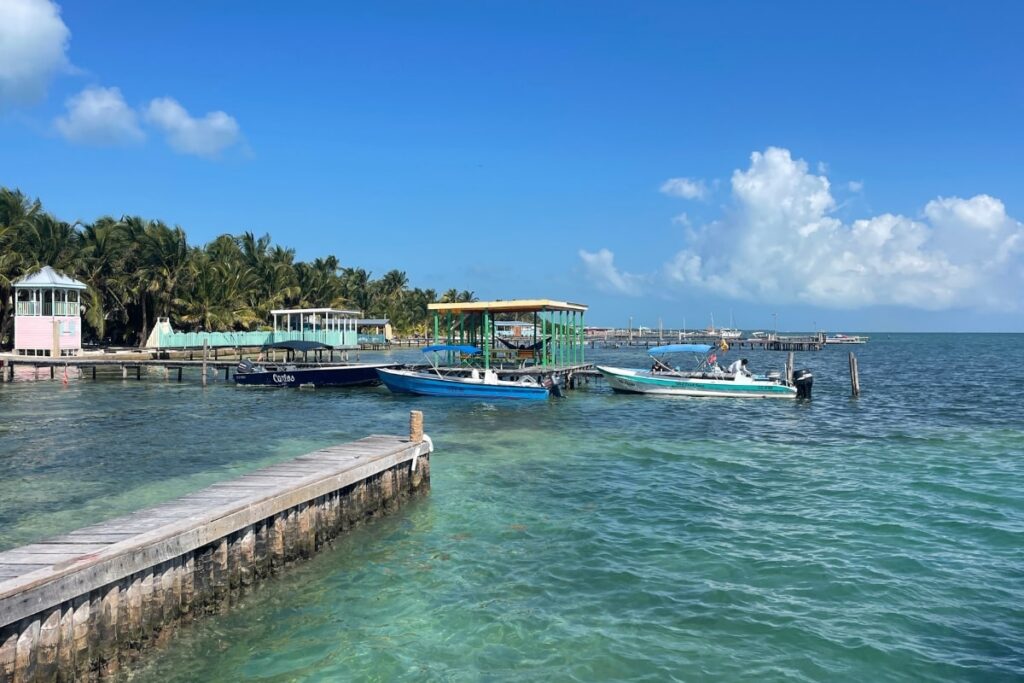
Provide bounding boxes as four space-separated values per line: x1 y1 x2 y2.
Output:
542 376 565 398
792 368 813 399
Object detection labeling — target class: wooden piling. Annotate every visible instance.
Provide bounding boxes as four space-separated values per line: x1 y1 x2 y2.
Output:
786 351 794 384
410 410 424 443
201 341 208 387
849 351 861 397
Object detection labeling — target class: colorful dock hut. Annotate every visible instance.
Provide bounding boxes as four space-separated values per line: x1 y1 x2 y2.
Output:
426 299 588 370
12 266 87 357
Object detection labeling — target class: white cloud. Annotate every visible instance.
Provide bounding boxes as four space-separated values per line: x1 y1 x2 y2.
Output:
0 0 70 105
848 180 864 192
54 86 144 145
671 212 691 227
578 248 644 296
584 147 1024 311
144 97 241 157
660 177 707 200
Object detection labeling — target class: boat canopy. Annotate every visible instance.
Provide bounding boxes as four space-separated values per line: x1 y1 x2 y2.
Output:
261 340 333 352
422 344 481 355
648 344 713 355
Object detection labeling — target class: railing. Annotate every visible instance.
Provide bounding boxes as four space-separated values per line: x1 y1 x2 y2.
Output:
358 334 387 345
155 329 359 349
15 302 79 316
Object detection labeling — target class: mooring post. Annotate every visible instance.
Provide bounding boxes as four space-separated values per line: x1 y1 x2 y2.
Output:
177 367 183 382
121 364 127 379
91 366 96 380
849 351 861 397
786 351 794 384
409 410 424 443
202 341 209 387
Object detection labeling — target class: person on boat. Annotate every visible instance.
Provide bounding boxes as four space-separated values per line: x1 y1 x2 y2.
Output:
727 358 752 377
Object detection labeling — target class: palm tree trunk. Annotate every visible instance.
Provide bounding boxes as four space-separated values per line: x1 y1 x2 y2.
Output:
138 297 148 347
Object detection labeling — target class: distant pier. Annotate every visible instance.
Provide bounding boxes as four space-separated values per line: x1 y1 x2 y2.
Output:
586 332 828 352
0 415 432 681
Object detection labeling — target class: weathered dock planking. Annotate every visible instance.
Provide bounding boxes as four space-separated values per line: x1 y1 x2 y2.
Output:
0 412 432 681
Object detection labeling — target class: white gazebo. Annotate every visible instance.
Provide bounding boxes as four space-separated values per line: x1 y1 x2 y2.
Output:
13 266 88 356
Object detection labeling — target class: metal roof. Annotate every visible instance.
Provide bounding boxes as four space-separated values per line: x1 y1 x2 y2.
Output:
270 308 361 316
12 266 87 290
427 299 587 313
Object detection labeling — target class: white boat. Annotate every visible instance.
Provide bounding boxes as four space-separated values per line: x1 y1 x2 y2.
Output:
596 344 812 399
825 334 869 344
706 313 742 339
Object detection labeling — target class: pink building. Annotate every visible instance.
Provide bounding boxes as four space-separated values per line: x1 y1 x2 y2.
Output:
13 266 87 357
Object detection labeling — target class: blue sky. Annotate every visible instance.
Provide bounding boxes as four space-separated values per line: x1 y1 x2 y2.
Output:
2 1 1022 330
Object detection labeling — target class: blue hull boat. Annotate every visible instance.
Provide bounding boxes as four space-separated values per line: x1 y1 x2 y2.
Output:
234 363 396 388
376 367 551 399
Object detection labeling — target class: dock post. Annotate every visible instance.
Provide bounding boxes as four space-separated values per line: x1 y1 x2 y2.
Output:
409 410 423 443
136 365 141 381
849 351 861 397
50 366 55 380
202 341 209 387
224 366 230 381
786 351 794 384
177 367 183 382
121 365 127 379
92 366 96 380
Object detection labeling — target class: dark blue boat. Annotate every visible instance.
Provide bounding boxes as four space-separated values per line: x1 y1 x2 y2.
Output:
235 361 395 387
233 340 397 388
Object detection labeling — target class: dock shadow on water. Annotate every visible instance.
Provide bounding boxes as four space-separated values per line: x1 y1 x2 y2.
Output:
2 335 1023 681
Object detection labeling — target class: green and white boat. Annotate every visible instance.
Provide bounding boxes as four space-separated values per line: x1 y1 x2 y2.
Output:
597 344 810 399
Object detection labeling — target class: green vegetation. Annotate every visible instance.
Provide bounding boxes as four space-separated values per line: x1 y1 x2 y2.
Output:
0 188 475 346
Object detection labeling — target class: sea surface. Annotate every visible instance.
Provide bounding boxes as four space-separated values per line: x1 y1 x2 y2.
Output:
1 334 1022 682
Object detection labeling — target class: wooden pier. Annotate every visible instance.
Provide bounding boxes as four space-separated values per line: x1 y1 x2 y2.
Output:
0 414 432 681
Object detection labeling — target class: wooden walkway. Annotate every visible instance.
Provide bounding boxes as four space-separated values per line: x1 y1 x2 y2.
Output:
0 426 431 680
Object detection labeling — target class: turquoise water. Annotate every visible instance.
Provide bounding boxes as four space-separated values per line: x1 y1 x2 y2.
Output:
1 335 1022 681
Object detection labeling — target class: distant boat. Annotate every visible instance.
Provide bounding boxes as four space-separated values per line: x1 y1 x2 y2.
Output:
825 334 869 344
376 345 554 399
597 344 811 399
706 313 742 339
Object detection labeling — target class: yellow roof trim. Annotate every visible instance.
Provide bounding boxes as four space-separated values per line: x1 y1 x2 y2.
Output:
428 298 588 313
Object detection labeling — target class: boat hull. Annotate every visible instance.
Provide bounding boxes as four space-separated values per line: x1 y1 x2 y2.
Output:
596 366 796 398
234 364 394 388
376 368 550 399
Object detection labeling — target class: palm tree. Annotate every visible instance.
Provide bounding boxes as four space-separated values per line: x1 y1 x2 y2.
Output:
77 217 127 341
140 222 190 325
174 255 259 331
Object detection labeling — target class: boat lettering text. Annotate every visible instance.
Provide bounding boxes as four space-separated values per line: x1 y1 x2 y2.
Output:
272 374 295 384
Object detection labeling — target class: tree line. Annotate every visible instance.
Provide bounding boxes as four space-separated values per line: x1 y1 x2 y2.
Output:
0 188 476 347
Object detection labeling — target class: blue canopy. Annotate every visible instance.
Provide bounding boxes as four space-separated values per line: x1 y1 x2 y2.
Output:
422 344 481 354
648 344 713 355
